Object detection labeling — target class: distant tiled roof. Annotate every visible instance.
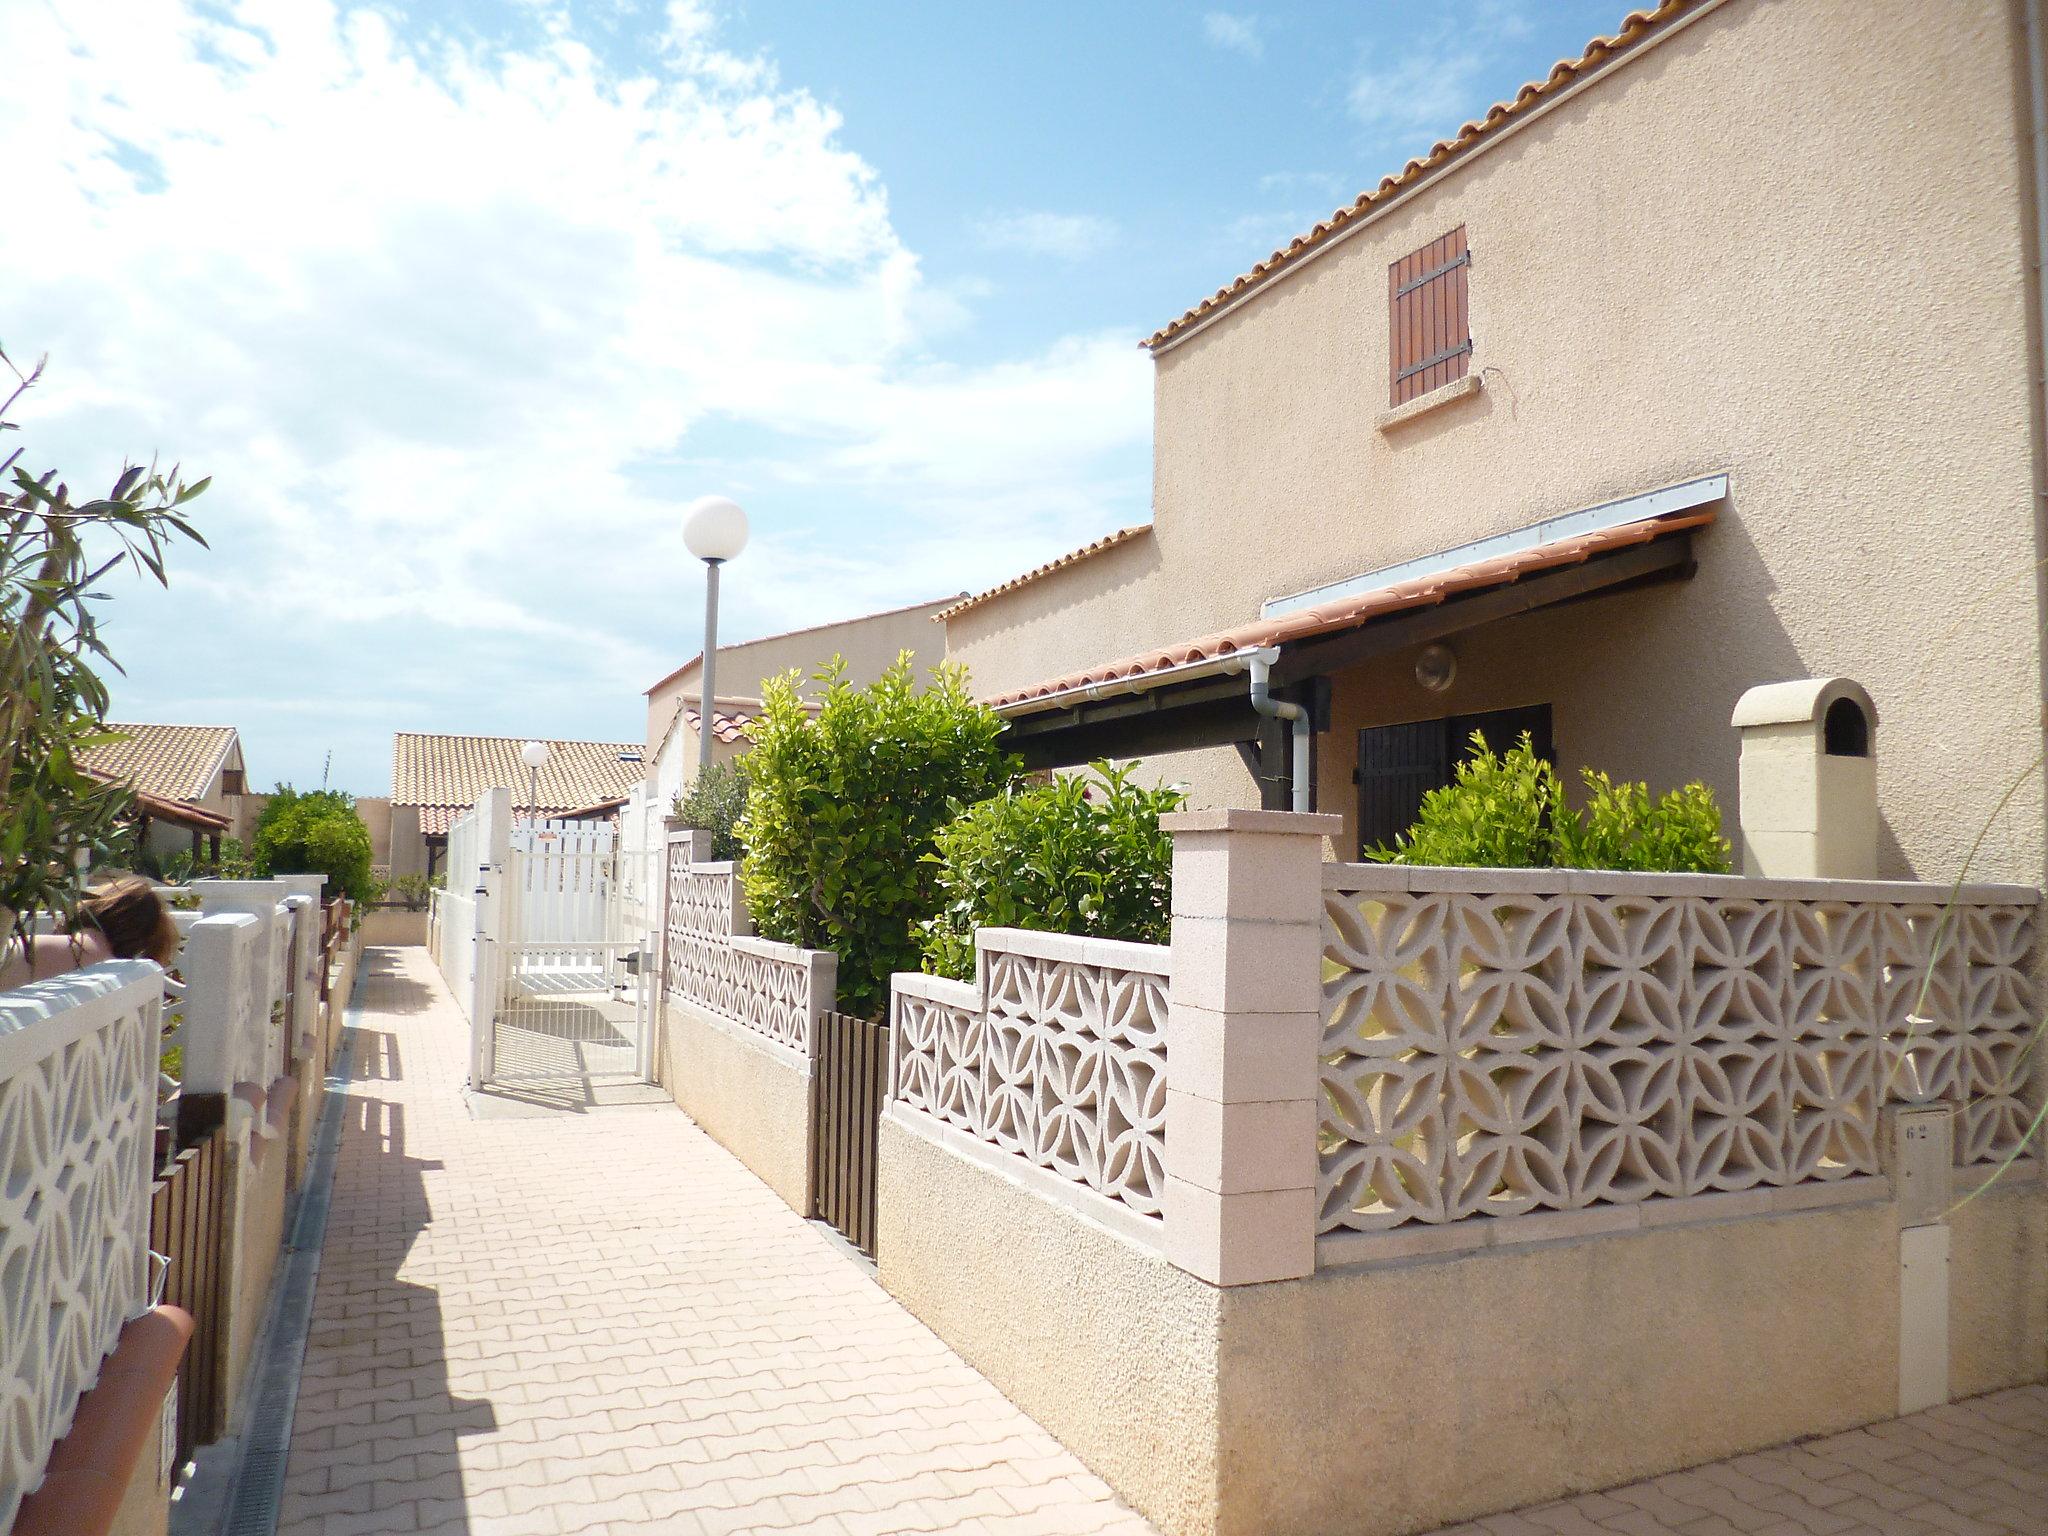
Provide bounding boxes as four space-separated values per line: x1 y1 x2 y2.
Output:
393 732 643 836
933 526 1153 623
989 509 1713 713
1146 0 1697 349
83 723 237 802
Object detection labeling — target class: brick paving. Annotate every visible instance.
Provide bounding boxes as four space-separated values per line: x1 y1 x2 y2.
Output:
1431 1387 2048 1536
277 946 1153 1536
283 947 2048 1536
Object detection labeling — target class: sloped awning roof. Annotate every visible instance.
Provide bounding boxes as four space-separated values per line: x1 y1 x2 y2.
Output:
994 505 1713 718
127 788 233 834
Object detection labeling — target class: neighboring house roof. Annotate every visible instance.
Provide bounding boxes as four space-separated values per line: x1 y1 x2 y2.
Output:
648 697 794 779
642 594 966 698
125 787 233 834
933 526 1153 623
82 723 237 803
562 796 629 821
988 507 1714 714
1145 0 1697 349
392 732 643 836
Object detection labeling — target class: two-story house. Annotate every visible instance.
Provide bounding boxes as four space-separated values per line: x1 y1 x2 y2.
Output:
944 0 2048 887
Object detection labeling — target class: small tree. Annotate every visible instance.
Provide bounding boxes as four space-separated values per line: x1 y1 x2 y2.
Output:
253 786 379 904
919 763 1185 982
672 756 750 862
1 345 208 958
737 655 1015 1017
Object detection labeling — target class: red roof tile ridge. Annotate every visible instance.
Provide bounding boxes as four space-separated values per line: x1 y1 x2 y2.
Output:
934 525 1154 623
1143 0 1697 350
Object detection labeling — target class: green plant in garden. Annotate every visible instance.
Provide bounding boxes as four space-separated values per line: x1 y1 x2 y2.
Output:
0 344 208 961
1369 731 1730 873
1370 732 1561 868
1555 769 1731 873
252 785 379 904
737 654 1016 1017
918 763 1186 982
390 873 435 910
673 756 751 862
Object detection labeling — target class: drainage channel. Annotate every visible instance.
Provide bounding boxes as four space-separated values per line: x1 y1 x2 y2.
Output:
216 980 366 1536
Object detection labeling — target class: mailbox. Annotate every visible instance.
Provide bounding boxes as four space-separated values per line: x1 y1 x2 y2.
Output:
1730 677 1878 879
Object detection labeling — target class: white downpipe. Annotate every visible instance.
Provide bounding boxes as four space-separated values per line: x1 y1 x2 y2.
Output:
1248 646 1312 813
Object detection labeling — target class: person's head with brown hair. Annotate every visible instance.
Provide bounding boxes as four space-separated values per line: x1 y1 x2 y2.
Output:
75 874 181 967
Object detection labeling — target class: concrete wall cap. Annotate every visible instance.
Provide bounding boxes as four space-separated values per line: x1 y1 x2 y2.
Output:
1161 809 1345 836
1731 676 1878 730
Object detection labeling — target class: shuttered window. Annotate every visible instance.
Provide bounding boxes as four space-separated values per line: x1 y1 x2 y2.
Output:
1388 226 1471 407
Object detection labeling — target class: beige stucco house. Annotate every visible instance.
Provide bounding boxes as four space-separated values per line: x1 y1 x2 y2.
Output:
946 0 2048 888
83 722 254 862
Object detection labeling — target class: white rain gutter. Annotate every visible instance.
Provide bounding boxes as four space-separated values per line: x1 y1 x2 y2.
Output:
1248 647 1311 813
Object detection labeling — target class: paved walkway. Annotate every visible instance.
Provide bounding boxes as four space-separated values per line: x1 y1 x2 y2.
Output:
1432 1387 2048 1535
282 948 2047 1536
278 947 1151 1536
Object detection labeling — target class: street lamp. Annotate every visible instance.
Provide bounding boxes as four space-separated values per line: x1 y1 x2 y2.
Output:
682 495 750 781
519 739 550 823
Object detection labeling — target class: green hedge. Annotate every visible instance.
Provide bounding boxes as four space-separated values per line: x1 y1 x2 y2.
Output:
919 762 1185 981
737 655 1015 1017
1369 732 1731 873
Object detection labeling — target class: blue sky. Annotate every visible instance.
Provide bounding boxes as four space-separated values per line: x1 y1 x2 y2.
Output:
3 0 1621 795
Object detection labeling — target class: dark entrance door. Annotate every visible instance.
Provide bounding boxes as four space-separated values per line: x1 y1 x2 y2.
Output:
1354 703 1554 857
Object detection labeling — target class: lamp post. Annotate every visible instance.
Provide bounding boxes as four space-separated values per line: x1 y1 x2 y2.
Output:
519 739 550 823
682 495 750 782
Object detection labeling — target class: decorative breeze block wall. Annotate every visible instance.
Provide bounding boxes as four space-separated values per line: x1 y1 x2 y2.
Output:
0 963 163 1530
1319 866 2039 1235
661 838 833 1056
891 929 1170 1221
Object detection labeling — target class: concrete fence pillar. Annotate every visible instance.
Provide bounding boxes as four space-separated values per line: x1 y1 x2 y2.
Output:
1160 809 1341 1285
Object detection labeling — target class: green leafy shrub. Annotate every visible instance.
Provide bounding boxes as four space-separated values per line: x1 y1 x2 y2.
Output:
737 655 1015 1018
673 756 750 862
1555 770 1732 873
1370 732 1731 873
253 785 379 904
390 873 434 910
918 763 1186 982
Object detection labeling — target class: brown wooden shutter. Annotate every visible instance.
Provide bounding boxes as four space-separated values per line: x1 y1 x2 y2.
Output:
1388 226 1470 407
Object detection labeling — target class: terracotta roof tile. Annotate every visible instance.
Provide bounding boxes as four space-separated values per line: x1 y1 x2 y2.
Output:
934 526 1153 623
987 509 1713 713
393 732 643 834
681 704 758 745
1145 0 1697 349
82 723 237 803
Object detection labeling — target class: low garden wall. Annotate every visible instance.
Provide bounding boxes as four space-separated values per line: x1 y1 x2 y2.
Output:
871 810 2048 1536
659 832 836 1213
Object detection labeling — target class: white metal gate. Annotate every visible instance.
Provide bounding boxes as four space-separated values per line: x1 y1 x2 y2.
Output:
478 820 658 1087
488 938 652 1083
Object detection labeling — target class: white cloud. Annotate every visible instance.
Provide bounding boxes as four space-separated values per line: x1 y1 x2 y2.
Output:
0 0 1152 787
974 210 1119 262
1348 4 1536 145
1202 13 1263 60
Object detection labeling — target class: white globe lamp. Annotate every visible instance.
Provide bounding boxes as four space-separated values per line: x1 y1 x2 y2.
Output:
683 495 750 564
519 739 550 820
